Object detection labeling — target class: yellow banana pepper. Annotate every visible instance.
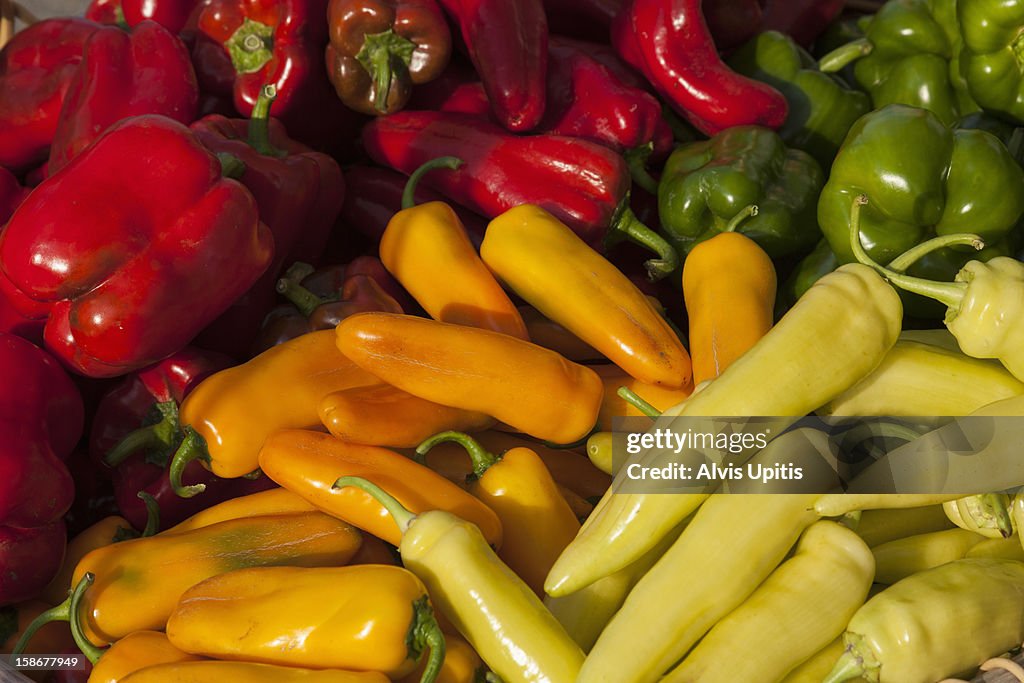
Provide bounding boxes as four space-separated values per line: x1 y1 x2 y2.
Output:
871 528 986 584
853 505 954 547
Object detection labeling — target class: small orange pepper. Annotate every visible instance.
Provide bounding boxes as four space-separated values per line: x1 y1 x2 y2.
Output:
318 383 494 448
258 429 503 548
683 216 777 386
88 631 203 683
418 432 581 596
335 312 603 444
399 631 485 683
380 158 527 339
480 205 691 388
347 532 399 567
592 364 693 430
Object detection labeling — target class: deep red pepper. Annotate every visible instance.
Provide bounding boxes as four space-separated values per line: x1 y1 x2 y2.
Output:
0 168 28 225
47 21 199 175
90 348 275 529
610 0 788 136
435 0 548 132
190 0 359 150
85 0 204 34
702 0 765 52
362 109 679 278
0 18 99 173
0 115 273 378
760 0 844 48
542 0 625 41
190 86 344 359
0 332 82 605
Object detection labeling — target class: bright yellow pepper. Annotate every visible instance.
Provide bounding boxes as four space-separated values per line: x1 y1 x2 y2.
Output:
119 662 388 683
166 565 444 682
417 431 580 596
41 515 136 605
480 205 691 388
88 631 202 683
169 329 382 495
165 487 316 534
335 312 603 444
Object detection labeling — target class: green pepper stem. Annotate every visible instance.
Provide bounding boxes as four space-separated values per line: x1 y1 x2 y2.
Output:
886 233 984 273
276 275 325 318
416 431 498 480
607 199 680 281
168 427 211 498
138 492 161 537
356 29 417 113
13 574 104 664
402 157 464 210
818 38 873 73
217 152 246 180
332 476 416 533
104 400 181 467
617 386 662 418
848 194 968 310
624 143 659 195
722 204 758 233
822 649 870 683
248 84 285 158
411 596 447 683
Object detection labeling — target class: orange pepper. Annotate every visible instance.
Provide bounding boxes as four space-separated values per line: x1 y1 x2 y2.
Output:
318 383 494 448
418 432 581 596
518 306 604 362
120 661 389 682
335 312 603 444
557 484 594 519
258 429 503 548
1 601 76 682
40 515 136 605
380 157 528 339
399 632 485 683
165 487 317 535
89 631 203 683
592 364 693 430
169 329 382 495
683 228 776 386
348 533 399 566
480 205 691 388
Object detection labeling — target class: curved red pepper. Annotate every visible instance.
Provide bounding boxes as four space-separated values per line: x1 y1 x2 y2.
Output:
0 18 100 172
362 109 679 278
86 0 204 34
435 0 548 131
190 87 344 359
0 332 82 604
610 0 788 136
47 21 199 175
0 115 273 378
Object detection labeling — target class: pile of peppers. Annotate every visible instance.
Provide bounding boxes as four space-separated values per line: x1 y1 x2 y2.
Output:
5 0 1024 681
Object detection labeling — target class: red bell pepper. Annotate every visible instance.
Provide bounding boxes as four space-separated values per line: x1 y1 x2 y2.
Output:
190 86 344 359
190 0 358 150
85 0 204 34
90 348 276 529
0 115 273 378
0 168 28 226
0 332 83 605
542 0 624 41
362 109 679 279
435 0 548 132
610 0 788 136
47 21 199 175
0 18 99 172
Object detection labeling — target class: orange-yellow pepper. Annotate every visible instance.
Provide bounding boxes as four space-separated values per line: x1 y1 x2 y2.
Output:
418 431 581 596
335 312 603 444
258 429 503 548
399 632 485 683
120 661 389 682
557 484 595 519
480 205 691 388
166 565 445 682
518 306 604 362
380 158 528 340
41 515 136 605
318 383 494 448
592 364 693 430
89 631 203 683
165 487 317 534
348 532 399 566
169 329 382 495
683 229 777 386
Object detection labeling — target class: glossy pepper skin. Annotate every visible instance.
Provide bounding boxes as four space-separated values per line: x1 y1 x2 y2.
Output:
87 631 204 683
481 205 691 388
326 0 451 115
433 0 546 131
0 333 82 605
191 87 345 358
335 312 604 444
47 21 199 175
820 0 976 128
122 661 389 683
167 565 445 680
0 18 99 172
610 0 788 136
0 117 272 377
258 429 502 548
729 30 871 170
818 105 1024 317
362 110 679 279
659 126 824 259
952 0 1024 125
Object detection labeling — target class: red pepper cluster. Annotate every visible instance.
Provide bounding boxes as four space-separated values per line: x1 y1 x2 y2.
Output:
0 0 841 619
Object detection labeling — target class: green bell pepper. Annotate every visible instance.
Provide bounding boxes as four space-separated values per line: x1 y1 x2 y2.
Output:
775 239 839 317
819 0 977 127
658 125 824 259
729 31 871 171
959 0 1024 125
817 104 1024 317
